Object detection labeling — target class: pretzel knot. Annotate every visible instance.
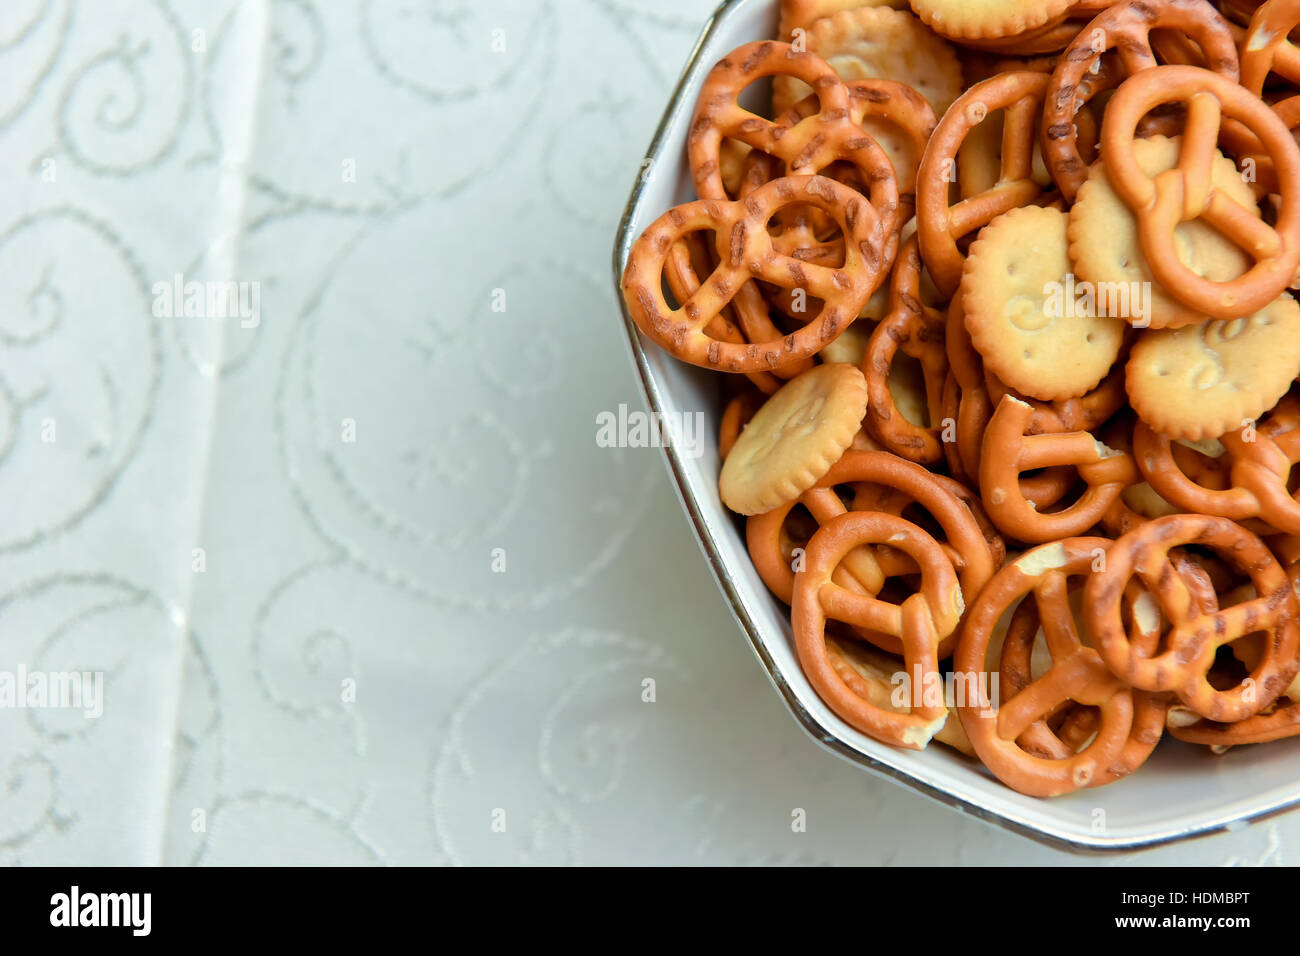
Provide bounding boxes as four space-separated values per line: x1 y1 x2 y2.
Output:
979 395 1138 544
1101 65 1300 318
956 537 1153 797
863 237 949 464
621 175 892 372
1041 0 1239 200
689 41 900 226
748 449 999 658
1085 514 1300 722
917 71 1050 297
1132 410 1300 535
792 510 965 749
1221 402 1300 534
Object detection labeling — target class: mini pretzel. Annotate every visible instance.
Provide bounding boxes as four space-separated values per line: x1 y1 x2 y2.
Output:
1085 514 1300 722
747 449 998 657
1239 0 1300 96
1042 0 1239 200
862 236 949 464
745 80 933 275
1168 700 1300 748
689 41 900 226
622 175 891 371
1100 64 1300 318
1221 401 1300 534
775 81 937 205
984 363 1128 435
663 236 794 394
793 510 965 749
1132 414 1300 535
917 71 1051 297
825 635 976 755
997 578 1170 787
957 537 1148 796
980 395 1138 544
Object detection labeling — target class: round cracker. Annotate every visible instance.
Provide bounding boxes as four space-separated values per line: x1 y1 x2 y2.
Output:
908 0 1072 41
773 7 961 119
961 205 1128 401
719 363 869 515
1126 293 1300 440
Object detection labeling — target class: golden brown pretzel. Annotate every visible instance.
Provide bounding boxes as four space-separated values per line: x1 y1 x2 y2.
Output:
1240 0 1300 94
984 364 1129 435
1101 64 1300 318
663 236 794 393
1042 0 1240 200
957 537 1149 796
862 236 949 464
775 80 938 212
916 71 1052 297
793 510 964 749
1131 413 1300 534
979 395 1138 544
621 175 891 372
1085 513 1300 721
1168 700 1300 747
747 449 998 658
689 41 900 222
998 581 1170 786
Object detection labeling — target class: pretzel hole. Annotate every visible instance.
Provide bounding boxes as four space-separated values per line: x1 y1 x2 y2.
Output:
888 353 931 428
737 75 780 121
1207 644 1252 691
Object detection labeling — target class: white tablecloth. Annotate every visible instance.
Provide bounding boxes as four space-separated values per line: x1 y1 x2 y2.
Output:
0 0 1288 866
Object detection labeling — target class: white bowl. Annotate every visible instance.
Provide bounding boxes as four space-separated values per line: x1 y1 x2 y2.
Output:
610 0 1300 851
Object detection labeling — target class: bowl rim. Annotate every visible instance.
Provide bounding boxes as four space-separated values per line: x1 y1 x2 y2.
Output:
608 0 1300 854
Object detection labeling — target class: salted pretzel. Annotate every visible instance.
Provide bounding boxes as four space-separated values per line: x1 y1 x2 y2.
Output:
1101 65 1300 318
1219 398 1300 533
997 578 1170 787
747 449 998 657
682 44 902 362
1042 0 1240 200
1168 700 1300 747
1131 412 1300 534
663 236 791 394
1085 514 1300 722
773 80 937 215
1240 0 1300 94
689 41 900 228
793 510 965 749
622 175 891 371
917 71 1051 297
957 537 1152 796
984 365 1128 435
862 237 949 464
1131 422 1250 516
979 395 1138 543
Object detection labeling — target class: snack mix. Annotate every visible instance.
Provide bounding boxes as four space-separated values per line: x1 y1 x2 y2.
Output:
622 0 1300 797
